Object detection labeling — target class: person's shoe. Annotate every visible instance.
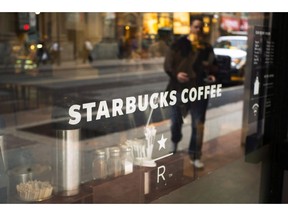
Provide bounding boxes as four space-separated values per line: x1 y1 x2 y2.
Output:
190 159 204 169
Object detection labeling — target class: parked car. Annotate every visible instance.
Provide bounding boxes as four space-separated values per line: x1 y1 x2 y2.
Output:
213 35 248 84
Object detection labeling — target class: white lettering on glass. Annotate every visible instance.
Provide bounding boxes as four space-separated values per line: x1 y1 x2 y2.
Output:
67 84 222 125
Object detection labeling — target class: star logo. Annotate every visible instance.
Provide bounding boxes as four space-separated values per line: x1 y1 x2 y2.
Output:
157 134 167 151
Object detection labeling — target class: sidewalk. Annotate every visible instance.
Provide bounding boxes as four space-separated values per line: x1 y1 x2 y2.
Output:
40 57 165 73
0 56 165 78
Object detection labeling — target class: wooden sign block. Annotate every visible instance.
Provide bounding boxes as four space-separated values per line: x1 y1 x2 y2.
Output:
144 153 193 202
84 166 145 203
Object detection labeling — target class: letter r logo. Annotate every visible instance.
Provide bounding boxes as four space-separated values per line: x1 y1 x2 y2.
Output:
157 165 166 183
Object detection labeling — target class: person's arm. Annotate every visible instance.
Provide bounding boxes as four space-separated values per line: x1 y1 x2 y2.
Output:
164 47 176 79
164 47 189 83
203 45 219 82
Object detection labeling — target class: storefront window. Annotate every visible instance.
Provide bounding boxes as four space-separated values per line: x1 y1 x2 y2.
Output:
0 12 287 206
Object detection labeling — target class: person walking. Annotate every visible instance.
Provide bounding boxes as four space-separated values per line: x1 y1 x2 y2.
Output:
164 16 218 169
50 41 61 64
83 39 93 63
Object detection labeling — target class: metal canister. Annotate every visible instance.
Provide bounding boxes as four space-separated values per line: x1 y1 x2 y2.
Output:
0 117 8 203
55 129 80 196
52 95 81 196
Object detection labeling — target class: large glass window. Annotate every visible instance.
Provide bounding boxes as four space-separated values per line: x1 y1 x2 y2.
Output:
0 12 284 207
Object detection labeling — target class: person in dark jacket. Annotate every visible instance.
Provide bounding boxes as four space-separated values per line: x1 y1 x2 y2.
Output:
164 16 218 169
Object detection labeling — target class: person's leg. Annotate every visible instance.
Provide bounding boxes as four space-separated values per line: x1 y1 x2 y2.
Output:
189 120 205 160
170 103 183 153
188 99 208 161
